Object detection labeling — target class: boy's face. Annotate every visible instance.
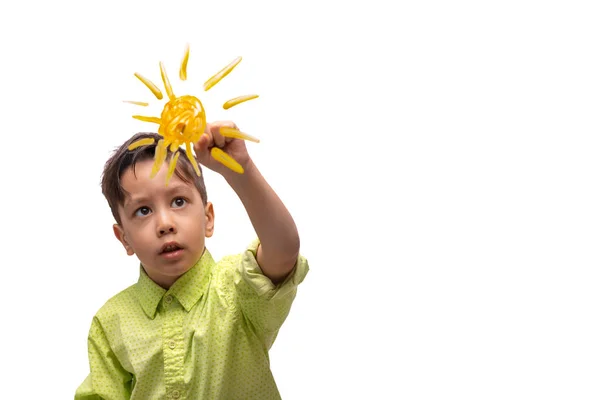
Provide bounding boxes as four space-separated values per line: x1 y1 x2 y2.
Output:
113 159 214 289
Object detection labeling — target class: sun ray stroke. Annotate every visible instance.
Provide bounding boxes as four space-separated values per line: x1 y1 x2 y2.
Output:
211 147 244 174
186 142 201 176
150 140 168 178
128 137 155 150
165 151 180 186
220 127 260 143
204 56 242 91
123 100 149 106
160 62 175 101
180 44 190 81
133 115 161 124
134 73 163 100
223 94 259 110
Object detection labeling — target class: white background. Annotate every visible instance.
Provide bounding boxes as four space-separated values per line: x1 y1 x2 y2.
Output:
0 0 599 398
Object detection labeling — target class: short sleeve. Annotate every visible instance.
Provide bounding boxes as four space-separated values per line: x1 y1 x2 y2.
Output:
234 238 309 348
75 317 133 400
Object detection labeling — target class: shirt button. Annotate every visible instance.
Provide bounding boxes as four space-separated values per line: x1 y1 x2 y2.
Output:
168 340 176 349
171 390 180 399
164 295 173 304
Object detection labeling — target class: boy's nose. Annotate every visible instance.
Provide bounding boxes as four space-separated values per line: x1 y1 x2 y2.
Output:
156 212 177 236
159 226 176 235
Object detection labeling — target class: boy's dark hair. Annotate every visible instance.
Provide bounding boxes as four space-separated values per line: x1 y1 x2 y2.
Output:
101 132 208 225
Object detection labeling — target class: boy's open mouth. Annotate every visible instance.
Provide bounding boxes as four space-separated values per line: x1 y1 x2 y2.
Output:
160 242 183 254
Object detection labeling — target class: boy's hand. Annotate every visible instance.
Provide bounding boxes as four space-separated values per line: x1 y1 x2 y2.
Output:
193 121 252 178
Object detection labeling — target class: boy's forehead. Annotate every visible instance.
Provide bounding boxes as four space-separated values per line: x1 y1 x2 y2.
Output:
121 161 195 204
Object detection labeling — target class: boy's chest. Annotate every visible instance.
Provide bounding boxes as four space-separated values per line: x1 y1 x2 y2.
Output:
115 290 253 372
107 291 276 399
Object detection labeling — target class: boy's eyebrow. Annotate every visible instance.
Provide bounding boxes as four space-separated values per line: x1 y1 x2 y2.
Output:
124 196 148 209
124 183 193 209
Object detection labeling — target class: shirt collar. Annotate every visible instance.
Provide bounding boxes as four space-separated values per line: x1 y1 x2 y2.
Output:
135 248 215 319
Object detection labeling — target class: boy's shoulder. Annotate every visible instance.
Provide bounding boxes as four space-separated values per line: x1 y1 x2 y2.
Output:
210 252 245 292
209 238 264 285
211 238 309 299
93 283 139 322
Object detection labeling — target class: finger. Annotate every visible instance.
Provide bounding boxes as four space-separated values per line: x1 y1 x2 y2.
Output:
193 132 211 155
202 123 215 148
211 121 237 148
210 125 226 148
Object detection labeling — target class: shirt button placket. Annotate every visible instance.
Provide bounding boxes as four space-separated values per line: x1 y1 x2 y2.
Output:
163 295 184 396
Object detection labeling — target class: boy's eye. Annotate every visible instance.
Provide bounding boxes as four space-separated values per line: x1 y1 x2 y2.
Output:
172 197 187 208
135 207 151 217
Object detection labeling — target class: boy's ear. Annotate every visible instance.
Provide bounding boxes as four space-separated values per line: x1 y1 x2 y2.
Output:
204 202 215 238
113 224 135 256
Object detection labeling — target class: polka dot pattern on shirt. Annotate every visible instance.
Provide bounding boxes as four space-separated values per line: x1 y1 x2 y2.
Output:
75 239 309 400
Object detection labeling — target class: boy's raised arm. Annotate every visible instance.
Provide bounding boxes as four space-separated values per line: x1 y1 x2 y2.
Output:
225 160 300 283
194 121 300 284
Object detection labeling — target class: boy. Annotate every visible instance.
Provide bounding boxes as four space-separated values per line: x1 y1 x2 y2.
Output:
75 121 309 399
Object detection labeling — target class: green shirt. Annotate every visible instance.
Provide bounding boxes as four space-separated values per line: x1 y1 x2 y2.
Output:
75 239 309 400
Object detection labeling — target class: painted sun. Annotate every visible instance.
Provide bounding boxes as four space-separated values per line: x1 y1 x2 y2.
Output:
124 44 260 185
